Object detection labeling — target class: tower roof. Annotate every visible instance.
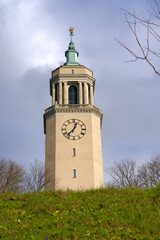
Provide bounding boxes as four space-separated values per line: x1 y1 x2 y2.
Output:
64 28 80 65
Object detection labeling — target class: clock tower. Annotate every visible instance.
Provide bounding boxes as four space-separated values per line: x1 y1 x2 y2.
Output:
44 28 104 190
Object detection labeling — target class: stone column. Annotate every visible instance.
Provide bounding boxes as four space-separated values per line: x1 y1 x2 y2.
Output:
59 81 62 104
52 84 55 105
84 82 88 104
90 85 94 105
66 85 68 104
79 81 82 104
64 81 67 104
57 84 59 104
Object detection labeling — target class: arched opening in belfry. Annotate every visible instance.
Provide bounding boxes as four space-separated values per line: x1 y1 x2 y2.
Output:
69 85 78 104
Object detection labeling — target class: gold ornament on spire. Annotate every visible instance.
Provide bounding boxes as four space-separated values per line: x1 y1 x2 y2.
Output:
69 27 74 33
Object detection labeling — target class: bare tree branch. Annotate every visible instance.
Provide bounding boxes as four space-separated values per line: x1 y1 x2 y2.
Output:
118 0 160 76
106 159 139 188
0 158 25 193
25 159 53 192
106 155 160 188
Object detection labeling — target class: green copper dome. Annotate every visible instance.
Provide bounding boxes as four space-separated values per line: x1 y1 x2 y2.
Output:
64 28 80 65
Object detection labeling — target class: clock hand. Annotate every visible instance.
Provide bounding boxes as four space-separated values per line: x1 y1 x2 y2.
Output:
72 123 77 133
67 123 77 136
73 123 77 129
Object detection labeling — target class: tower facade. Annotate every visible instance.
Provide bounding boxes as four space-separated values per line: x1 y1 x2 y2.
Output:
44 28 104 190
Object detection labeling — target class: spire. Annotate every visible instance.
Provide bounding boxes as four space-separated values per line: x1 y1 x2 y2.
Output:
64 27 80 65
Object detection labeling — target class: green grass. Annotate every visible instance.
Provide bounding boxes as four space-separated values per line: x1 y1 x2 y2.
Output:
0 186 160 239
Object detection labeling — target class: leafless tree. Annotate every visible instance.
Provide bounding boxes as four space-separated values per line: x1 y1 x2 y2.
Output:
106 159 139 188
138 155 160 187
0 157 25 193
106 156 160 188
26 159 51 192
117 0 160 76
137 163 150 188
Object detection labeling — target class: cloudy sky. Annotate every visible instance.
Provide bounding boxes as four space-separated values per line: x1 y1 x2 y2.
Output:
0 0 160 183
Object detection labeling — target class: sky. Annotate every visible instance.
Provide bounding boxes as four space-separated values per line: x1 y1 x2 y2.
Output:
0 0 160 184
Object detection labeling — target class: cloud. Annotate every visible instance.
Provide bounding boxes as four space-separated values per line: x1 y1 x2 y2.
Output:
0 65 51 166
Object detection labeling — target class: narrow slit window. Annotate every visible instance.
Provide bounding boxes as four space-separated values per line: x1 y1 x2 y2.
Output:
73 148 76 157
73 169 76 178
72 70 74 74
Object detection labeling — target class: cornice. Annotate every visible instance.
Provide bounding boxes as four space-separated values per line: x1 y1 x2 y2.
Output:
43 104 103 134
50 74 95 83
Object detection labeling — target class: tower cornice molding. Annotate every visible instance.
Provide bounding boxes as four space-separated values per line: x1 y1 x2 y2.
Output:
44 104 103 134
51 74 95 82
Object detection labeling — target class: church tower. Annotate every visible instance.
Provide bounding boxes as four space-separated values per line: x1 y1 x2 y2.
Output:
44 28 104 190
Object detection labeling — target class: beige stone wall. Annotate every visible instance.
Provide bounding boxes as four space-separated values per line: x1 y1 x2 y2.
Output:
45 116 56 190
45 111 104 190
92 115 104 188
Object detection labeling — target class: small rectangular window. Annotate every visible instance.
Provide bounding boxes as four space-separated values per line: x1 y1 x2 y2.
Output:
72 70 74 74
73 169 76 178
73 148 76 157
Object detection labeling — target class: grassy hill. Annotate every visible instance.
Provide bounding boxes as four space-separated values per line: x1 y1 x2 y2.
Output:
0 186 159 239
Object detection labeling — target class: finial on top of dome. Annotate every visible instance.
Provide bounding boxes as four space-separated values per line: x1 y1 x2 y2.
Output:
69 27 74 33
64 27 79 66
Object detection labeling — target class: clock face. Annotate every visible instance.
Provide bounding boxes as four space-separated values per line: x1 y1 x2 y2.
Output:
61 119 87 140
